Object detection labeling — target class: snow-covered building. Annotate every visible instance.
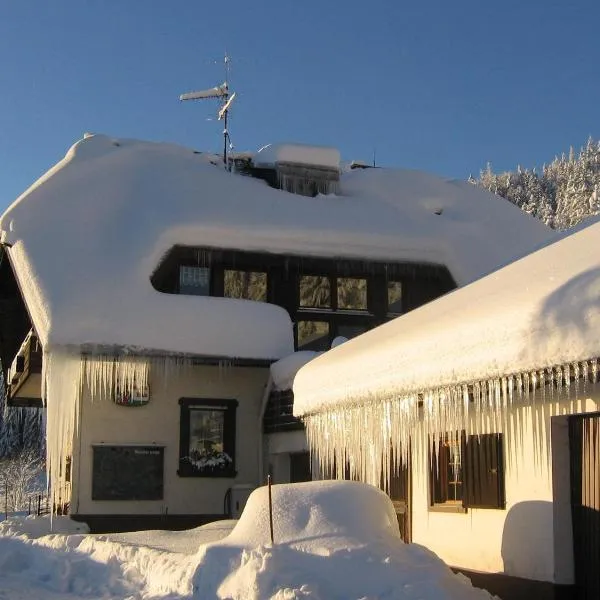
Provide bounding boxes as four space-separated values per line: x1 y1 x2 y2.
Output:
0 133 553 533
293 217 600 599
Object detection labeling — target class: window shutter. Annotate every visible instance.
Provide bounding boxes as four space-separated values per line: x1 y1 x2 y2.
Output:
463 433 505 509
430 439 449 504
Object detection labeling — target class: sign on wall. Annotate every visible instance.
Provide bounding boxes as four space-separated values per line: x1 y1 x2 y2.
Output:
92 445 164 501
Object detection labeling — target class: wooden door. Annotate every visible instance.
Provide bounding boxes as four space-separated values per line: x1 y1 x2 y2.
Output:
569 414 600 599
388 455 412 543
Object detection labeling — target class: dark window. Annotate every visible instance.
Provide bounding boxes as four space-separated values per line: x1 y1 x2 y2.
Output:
179 266 210 296
224 270 267 301
297 320 330 351
290 452 312 483
430 432 505 510
387 281 403 314
299 275 331 308
337 277 367 310
178 398 237 477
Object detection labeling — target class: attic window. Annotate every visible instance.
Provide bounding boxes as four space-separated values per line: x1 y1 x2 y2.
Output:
299 276 331 309
387 281 403 314
337 278 367 310
179 266 210 296
224 270 267 302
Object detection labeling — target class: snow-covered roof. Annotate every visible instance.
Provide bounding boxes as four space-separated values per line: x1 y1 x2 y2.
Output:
253 143 340 168
0 134 553 358
293 218 600 415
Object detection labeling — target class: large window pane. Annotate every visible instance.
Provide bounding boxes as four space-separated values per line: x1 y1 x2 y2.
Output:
189 409 225 458
337 278 367 310
224 270 267 301
299 276 331 308
179 266 210 296
297 321 330 351
387 281 403 314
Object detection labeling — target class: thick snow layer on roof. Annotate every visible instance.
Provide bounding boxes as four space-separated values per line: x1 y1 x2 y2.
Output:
253 142 340 168
294 219 600 415
0 483 493 599
270 350 320 390
0 134 553 356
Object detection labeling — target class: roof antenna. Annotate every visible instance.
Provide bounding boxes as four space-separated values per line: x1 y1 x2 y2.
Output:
179 52 237 167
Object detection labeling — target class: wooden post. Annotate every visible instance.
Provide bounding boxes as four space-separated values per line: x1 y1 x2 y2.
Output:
267 474 274 545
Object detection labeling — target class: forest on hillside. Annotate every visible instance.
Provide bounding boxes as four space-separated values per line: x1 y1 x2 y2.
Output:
470 137 600 229
1 137 600 458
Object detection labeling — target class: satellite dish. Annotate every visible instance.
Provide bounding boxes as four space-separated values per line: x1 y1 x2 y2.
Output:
218 92 236 120
179 82 229 102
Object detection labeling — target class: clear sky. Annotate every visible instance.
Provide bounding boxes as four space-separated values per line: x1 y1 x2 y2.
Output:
1 1 599 212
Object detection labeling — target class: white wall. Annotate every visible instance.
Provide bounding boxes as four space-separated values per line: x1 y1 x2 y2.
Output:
71 364 268 516
265 430 308 484
410 387 600 583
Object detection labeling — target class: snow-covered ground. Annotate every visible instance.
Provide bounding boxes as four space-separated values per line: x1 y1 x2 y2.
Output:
0 481 496 599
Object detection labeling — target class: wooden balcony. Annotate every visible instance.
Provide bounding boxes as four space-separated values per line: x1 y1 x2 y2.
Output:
7 331 43 407
263 389 304 434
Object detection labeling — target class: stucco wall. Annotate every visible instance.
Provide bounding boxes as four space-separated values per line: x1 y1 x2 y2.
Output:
410 387 600 583
71 364 269 516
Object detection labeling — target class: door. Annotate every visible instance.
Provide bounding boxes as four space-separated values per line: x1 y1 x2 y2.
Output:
388 454 412 543
569 414 600 599
289 451 312 483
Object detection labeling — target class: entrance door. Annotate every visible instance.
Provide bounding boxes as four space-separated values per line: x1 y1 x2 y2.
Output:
388 455 412 543
569 414 600 599
290 451 312 483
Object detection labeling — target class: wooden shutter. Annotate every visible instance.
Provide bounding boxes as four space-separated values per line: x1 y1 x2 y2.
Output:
430 439 449 504
463 433 505 509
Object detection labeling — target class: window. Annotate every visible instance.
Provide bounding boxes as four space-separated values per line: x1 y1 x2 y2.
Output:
387 281 402 314
179 266 210 296
299 275 331 308
178 398 237 477
430 432 505 510
337 277 367 310
224 270 267 301
297 320 330 351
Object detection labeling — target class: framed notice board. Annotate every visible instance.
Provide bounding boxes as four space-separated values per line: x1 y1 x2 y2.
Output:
92 445 164 501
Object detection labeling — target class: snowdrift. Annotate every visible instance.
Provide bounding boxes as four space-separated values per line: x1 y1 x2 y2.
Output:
192 481 495 599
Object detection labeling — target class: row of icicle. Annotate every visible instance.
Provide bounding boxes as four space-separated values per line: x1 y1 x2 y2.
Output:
304 359 599 492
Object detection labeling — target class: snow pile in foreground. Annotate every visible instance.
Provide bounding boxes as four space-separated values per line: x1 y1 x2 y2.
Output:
0 483 495 599
192 481 495 599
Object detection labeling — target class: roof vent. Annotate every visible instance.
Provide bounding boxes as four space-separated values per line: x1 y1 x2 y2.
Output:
251 143 340 197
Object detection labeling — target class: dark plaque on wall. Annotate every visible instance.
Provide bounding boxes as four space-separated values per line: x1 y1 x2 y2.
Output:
92 445 164 501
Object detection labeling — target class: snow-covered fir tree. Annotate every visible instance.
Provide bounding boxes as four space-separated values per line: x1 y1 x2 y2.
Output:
471 137 600 229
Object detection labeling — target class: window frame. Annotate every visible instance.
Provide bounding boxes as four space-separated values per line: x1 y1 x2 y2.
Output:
178 397 238 478
178 264 212 296
429 431 505 512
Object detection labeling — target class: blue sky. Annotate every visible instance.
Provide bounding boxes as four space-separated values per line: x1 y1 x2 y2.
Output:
1 1 599 211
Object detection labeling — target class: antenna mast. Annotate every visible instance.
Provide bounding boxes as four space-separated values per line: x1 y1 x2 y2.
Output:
179 53 236 166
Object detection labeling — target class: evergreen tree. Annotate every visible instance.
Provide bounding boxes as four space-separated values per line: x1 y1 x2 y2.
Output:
472 137 600 230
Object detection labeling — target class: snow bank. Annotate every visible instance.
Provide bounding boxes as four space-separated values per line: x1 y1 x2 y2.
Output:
293 218 600 417
192 481 494 599
0 483 495 599
0 134 553 358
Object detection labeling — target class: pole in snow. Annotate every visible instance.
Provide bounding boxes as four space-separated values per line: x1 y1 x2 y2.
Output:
267 474 274 545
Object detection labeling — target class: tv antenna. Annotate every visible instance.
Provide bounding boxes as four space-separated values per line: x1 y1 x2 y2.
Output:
179 53 236 166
